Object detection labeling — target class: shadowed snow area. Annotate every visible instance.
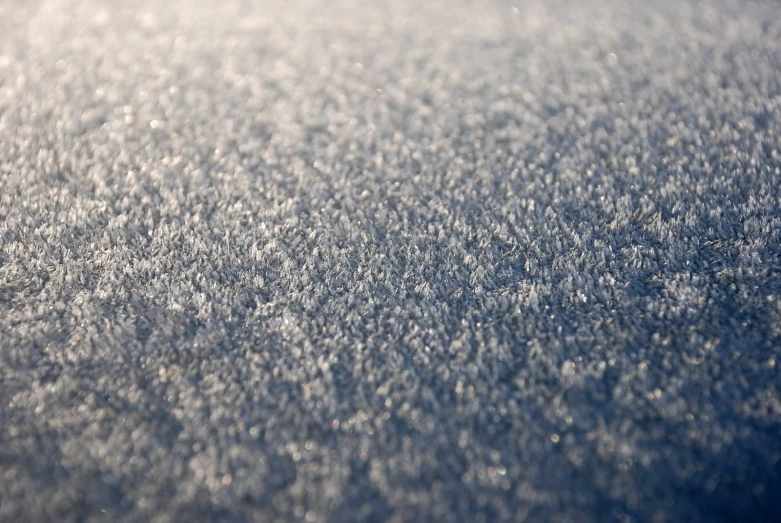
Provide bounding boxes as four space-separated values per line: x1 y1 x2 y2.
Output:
1 0 781 521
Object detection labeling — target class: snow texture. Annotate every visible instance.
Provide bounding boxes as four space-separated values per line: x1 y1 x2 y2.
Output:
1 0 781 521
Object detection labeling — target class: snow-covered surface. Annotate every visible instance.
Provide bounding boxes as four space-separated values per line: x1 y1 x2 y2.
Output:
1 1 780 520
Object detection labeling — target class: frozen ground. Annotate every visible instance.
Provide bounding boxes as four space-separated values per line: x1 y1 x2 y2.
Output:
1 0 780 521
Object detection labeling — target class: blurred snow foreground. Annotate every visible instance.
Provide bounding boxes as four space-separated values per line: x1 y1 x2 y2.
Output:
1 0 780 521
